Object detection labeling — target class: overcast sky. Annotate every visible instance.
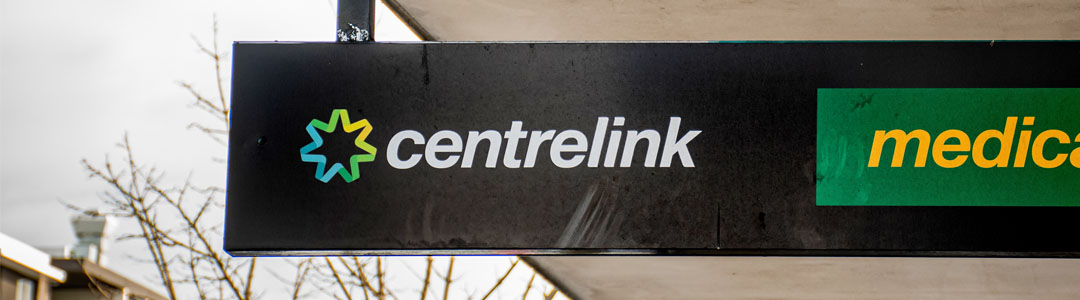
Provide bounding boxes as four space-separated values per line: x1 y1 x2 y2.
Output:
1 0 563 299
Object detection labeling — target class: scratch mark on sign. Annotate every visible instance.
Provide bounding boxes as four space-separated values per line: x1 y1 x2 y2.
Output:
557 178 625 248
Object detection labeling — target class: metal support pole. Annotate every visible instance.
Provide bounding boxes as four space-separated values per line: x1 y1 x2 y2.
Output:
338 0 375 42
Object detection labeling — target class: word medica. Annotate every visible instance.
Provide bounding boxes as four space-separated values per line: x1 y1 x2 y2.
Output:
869 116 1080 168
387 117 701 169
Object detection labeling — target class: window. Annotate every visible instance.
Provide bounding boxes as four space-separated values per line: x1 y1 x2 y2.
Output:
14 278 35 300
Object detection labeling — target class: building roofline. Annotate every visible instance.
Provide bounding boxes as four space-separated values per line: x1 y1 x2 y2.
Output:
0 232 67 282
53 259 168 300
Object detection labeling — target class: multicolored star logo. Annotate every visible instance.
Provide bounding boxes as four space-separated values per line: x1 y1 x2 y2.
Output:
299 109 377 183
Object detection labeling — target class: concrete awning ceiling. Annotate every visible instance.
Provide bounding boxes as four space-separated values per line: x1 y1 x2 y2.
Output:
523 256 1080 299
385 0 1080 41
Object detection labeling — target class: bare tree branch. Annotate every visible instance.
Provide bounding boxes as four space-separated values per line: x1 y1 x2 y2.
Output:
291 259 313 300
420 256 433 300
481 259 519 300
521 272 536 300
443 256 455 300
376 257 387 299
82 14 553 300
325 257 354 300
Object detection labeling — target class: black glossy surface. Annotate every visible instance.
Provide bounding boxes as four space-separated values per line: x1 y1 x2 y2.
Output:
226 41 1080 256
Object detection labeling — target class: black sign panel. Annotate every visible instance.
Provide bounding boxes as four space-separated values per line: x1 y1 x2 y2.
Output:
226 41 1080 256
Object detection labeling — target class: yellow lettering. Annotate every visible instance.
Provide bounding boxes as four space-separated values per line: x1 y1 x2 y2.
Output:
1013 117 1035 167
972 117 1017 168
1072 133 1080 168
932 130 970 168
869 117 1080 169
1032 130 1069 168
869 129 931 167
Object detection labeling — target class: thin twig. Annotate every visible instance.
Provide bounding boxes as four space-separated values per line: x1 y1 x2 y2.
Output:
291 258 313 300
244 257 257 299
544 288 558 300
443 256 455 300
522 272 536 300
377 257 386 299
325 257 354 300
421 256 433 300
481 259 520 300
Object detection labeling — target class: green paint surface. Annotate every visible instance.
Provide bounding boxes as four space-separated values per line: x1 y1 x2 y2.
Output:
817 88 1080 206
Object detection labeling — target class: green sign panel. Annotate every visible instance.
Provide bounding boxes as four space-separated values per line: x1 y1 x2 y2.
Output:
818 88 1080 206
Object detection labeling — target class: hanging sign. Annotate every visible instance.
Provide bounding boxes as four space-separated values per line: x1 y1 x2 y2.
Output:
226 41 1080 256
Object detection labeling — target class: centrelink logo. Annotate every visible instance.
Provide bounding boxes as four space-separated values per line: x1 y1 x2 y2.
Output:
300 109 378 183
301 111 701 183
